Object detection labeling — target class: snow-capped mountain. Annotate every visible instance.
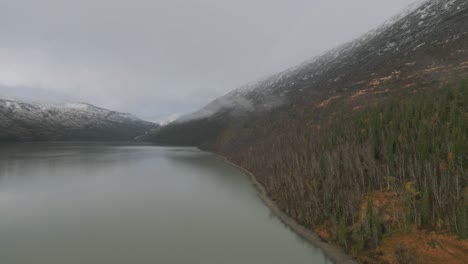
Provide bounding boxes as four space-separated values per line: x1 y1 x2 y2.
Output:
0 99 158 141
188 0 467 116
149 0 468 146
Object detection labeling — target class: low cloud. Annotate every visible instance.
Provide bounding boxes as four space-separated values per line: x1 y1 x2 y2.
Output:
0 0 416 121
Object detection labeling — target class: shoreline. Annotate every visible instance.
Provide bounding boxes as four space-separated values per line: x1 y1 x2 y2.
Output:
222 157 358 264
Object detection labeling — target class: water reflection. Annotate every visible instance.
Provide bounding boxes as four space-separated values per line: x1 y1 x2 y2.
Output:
0 142 331 264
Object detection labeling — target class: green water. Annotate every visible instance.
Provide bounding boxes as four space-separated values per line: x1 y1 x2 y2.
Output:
0 142 330 264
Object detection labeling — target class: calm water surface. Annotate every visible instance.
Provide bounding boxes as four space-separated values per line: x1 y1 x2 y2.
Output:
0 142 330 264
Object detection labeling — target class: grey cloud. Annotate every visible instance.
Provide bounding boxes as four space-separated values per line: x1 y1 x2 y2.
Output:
0 0 416 122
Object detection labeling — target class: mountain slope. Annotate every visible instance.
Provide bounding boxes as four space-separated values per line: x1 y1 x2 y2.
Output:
0 99 158 141
149 0 468 262
151 0 468 147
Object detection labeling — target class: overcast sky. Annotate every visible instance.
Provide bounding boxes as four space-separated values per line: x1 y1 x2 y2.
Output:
0 0 417 122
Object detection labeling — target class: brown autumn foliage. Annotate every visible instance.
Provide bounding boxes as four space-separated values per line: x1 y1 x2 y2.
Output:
212 80 468 262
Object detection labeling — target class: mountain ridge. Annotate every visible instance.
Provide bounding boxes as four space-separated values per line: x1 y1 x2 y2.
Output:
148 0 468 262
152 0 468 147
0 98 158 141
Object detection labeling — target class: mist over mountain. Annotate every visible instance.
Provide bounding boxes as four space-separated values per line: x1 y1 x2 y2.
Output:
150 0 467 146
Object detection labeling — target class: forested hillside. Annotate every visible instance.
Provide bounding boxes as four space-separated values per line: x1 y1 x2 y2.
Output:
150 1 468 262
217 81 467 263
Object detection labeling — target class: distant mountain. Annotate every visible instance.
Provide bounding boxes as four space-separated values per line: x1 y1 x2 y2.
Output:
0 99 158 141
150 0 468 146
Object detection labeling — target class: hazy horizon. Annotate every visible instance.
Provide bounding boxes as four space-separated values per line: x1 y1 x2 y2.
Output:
0 0 417 122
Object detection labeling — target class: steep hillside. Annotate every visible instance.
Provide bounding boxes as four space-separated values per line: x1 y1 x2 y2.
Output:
150 0 468 263
0 100 158 141
151 0 468 147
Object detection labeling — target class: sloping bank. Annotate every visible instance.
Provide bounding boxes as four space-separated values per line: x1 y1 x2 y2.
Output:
220 156 358 264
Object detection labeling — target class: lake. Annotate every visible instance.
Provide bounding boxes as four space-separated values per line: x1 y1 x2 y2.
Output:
0 142 330 264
